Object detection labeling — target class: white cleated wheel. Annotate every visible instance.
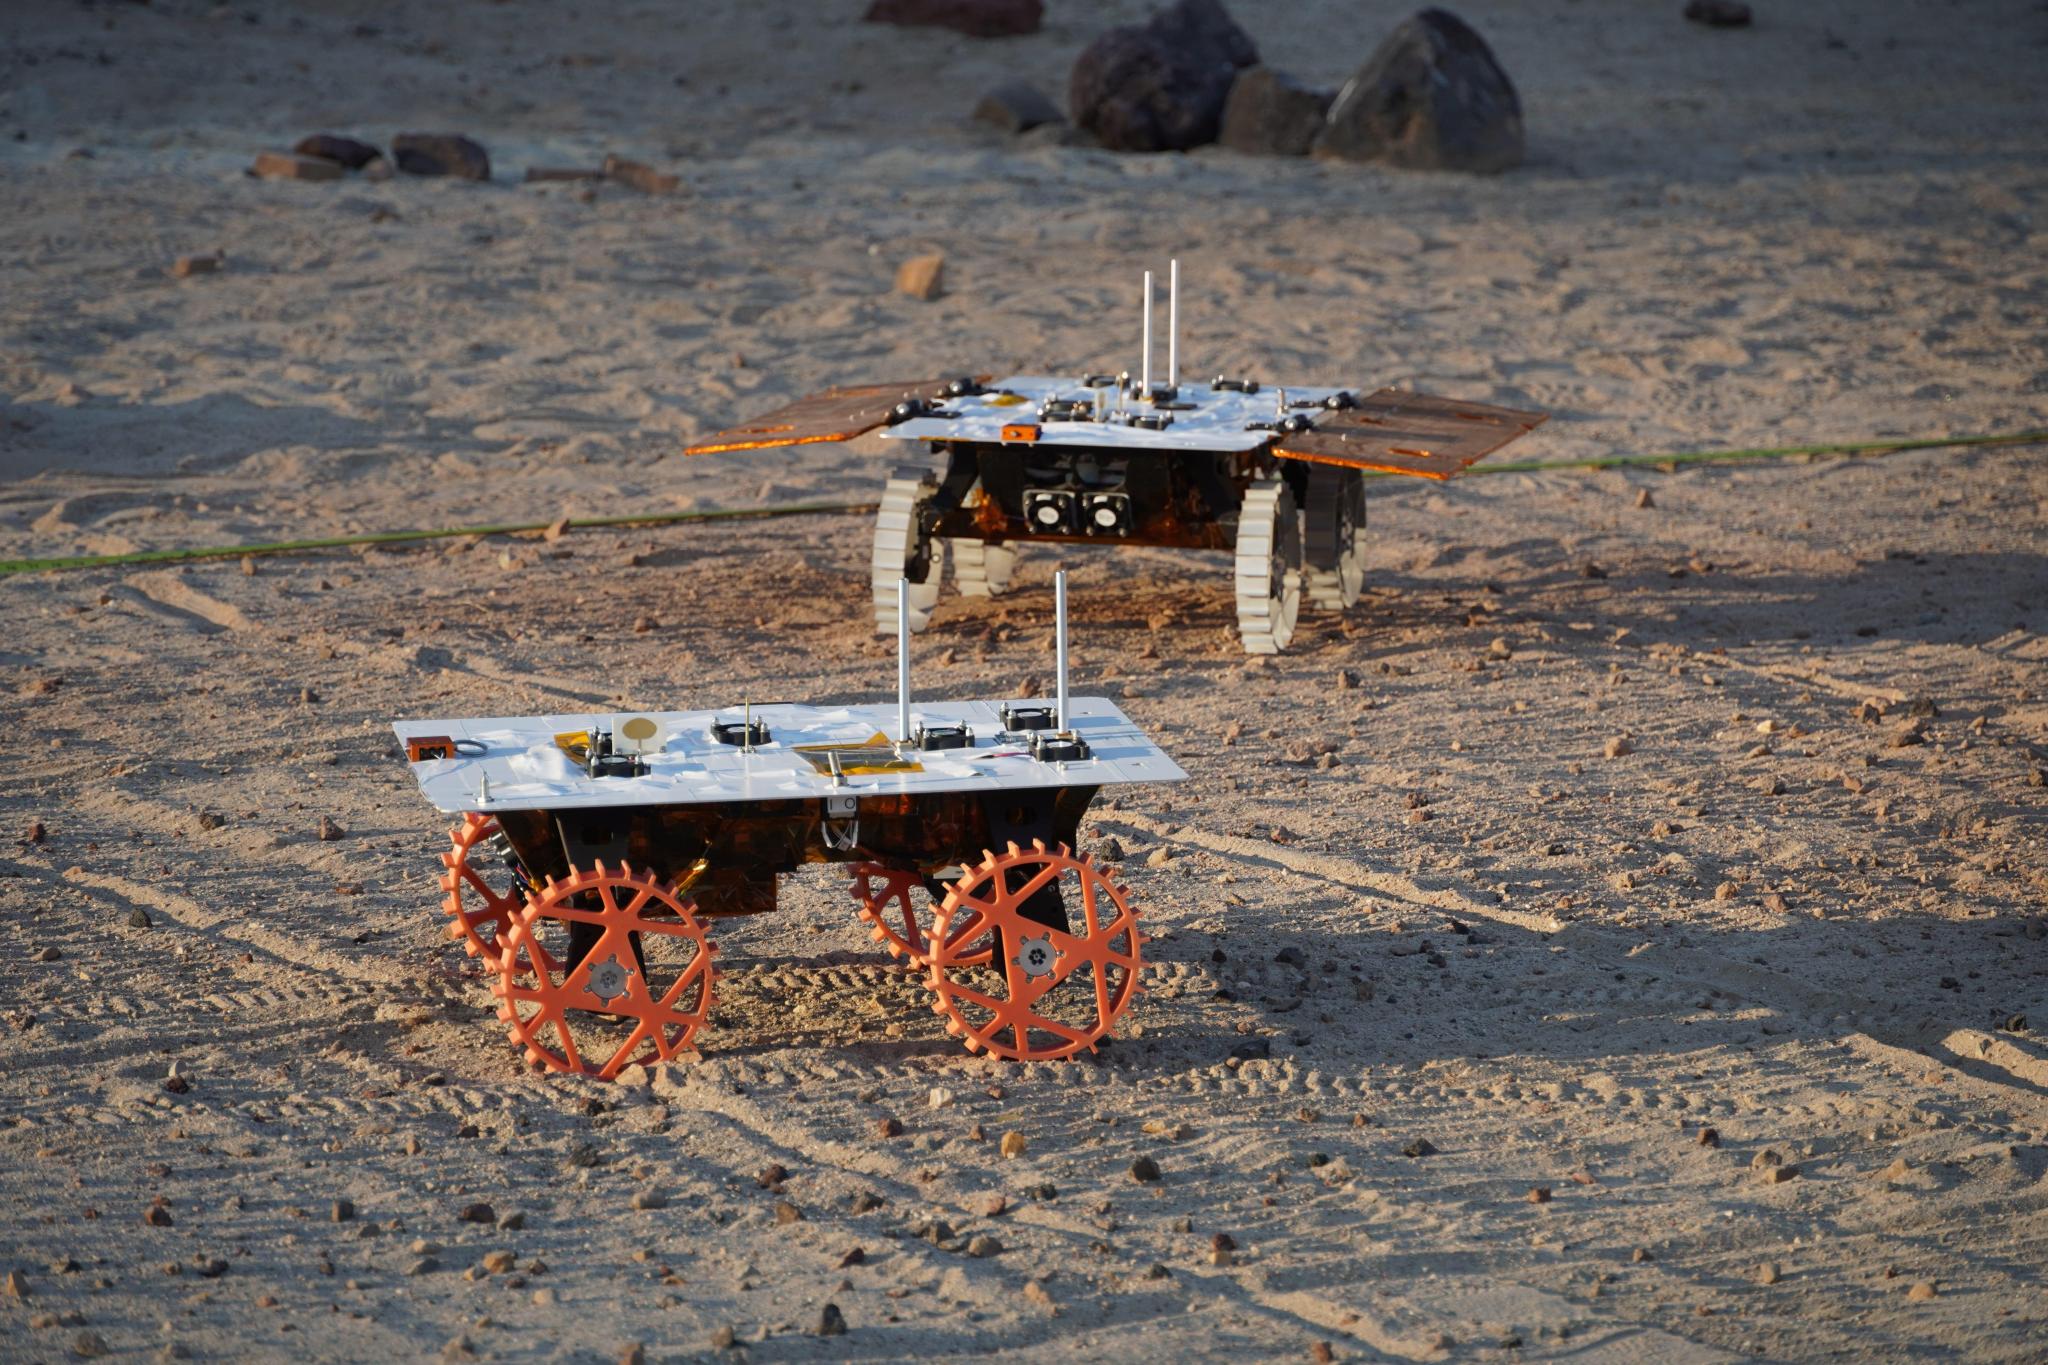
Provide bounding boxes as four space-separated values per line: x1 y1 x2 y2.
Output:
1234 477 1303 655
1303 464 1368 612
872 467 946 634
951 538 1018 597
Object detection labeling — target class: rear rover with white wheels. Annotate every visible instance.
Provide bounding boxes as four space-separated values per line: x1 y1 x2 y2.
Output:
686 261 1547 654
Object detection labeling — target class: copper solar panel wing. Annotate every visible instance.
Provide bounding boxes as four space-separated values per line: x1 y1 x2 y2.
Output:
683 379 968 455
1274 389 1549 480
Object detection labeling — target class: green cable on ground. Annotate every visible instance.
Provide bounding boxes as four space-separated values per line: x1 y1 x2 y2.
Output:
0 499 878 577
1 428 2039 579
1445 428 2047 479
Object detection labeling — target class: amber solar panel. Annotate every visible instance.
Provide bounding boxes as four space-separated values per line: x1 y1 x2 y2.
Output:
1274 388 1548 480
683 379 965 456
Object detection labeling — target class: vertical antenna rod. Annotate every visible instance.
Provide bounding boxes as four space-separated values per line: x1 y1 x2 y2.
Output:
1167 258 1179 390
1140 270 1154 398
896 576 912 745
1055 569 1070 732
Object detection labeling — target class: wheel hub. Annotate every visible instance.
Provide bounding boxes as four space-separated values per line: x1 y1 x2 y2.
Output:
1012 935 1059 979
583 954 632 1005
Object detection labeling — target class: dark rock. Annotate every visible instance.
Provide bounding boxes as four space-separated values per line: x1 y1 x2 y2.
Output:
456 1202 495 1224
815 1302 848 1336
1400 1137 1438 1158
127 908 152 929
1316 8 1525 173
1219 65 1331 156
1683 0 1752 28
1130 1155 1162 1183
293 134 381 169
974 82 1065 134
864 0 1041 38
1068 0 1259 152
392 133 491 181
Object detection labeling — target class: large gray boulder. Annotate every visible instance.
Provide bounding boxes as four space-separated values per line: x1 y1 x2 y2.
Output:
1068 0 1259 152
1314 9 1523 173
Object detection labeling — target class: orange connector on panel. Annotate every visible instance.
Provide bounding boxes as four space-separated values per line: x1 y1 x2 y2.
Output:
406 735 457 762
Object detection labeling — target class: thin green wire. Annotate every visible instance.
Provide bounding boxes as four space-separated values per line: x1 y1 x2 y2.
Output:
0 499 877 577
2 429 2039 578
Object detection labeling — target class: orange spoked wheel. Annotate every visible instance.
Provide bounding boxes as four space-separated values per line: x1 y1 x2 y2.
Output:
924 840 1144 1061
493 862 716 1080
439 812 530 964
849 863 993 968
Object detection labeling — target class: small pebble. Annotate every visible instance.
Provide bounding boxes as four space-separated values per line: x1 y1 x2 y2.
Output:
895 254 945 301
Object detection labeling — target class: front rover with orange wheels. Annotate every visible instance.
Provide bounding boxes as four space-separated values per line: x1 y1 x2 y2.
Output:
392 573 1184 1079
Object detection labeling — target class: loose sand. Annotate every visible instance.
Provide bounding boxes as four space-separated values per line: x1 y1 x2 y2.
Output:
3 1 2046 1360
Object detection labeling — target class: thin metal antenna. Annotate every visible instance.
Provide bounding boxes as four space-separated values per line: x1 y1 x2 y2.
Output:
1054 569 1070 732
477 773 491 805
1141 270 1153 398
896 576 912 746
1167 258 1179 390
742 695 753 754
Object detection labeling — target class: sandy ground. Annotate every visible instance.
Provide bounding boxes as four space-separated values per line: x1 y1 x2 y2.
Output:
4 0 2048 1360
